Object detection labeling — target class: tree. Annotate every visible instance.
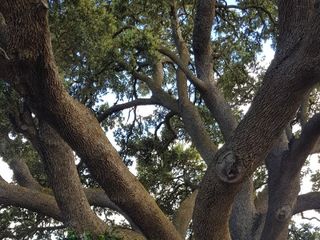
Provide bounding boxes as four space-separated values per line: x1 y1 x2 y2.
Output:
0 0 320 239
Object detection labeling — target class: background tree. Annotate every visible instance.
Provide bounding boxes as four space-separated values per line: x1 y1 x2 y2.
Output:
0 0 320 239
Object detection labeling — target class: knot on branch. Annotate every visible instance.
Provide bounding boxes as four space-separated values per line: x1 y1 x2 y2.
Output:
275 205 292 221
216 150 244 183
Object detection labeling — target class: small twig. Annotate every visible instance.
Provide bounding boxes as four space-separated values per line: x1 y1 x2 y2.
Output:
216 3 276 26
0 47 9 60
300 212 320 222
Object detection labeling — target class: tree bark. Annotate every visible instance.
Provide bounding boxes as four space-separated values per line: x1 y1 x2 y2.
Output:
173 190 198 238
294 192 320 214
8 105 107 235
34 121 108 235
0 1 181 239
262 114 320 239
0 180 62 220
193 1 320 239
229 179 256 240
10 159 43 191
0 180 145 240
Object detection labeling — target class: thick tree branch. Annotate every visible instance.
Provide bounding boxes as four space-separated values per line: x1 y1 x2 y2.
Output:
285 113 320 173
173 190 198 238
4 157 140 232
232 1 320 179
167 0 197 100
201 83 238 142
0 180 62 220
193 0 215 82
35 121 108 235
9 159 43 191
297 93 310 127
4 87 107 236
294 192 320 214
229 179 256 240
255 187 269 214
261 135 295 240
0 181 145 240
262 112 320 228
2 153 141 235
8 156 143 230
277 0 313 61
153 60 164 89
192 0 238 142
169 2 218 163
7 105 107 235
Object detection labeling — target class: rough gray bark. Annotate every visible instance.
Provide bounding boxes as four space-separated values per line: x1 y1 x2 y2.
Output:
10 159 43 191
35 121 107 235
0 179 62 220
173 190 198 238
229 179 256 240
262 114 320 240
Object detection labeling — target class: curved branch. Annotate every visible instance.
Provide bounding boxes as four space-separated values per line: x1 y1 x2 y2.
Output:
0 182 145 240
300 212 320 222
157 47 206 90
130 64 218 162
0 181 62 220
131 70 180 114
97 98 158 122
128 62 217 161
3 158 141 232
294 192 320 214
8 157 143 230
9 159 43 191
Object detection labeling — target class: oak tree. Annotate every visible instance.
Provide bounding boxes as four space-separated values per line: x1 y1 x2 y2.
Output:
0 0 320 239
